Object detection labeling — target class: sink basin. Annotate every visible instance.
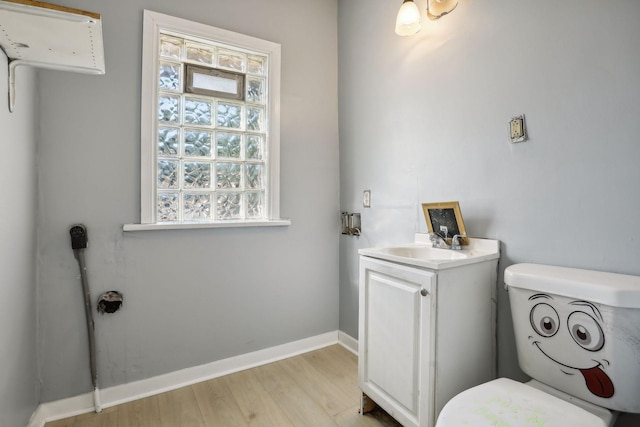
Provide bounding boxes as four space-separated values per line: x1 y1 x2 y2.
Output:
377 246 468 260
359 234 500 270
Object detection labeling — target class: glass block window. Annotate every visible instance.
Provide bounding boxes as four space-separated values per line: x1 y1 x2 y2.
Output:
141 11 282 226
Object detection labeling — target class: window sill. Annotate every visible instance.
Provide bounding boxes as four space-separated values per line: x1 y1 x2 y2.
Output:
123 219 291 232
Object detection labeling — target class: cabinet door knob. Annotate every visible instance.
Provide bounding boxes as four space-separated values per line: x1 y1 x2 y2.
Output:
420 289 428 297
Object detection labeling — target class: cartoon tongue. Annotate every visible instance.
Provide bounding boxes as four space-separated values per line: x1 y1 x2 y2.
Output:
580 366 614 398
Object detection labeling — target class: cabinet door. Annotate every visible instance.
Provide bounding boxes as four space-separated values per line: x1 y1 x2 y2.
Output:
359 257 435 427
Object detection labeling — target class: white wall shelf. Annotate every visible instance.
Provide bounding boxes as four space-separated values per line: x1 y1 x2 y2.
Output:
0 0 105 112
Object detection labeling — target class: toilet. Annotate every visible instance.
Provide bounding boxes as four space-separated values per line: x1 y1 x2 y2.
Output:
436 263 640 427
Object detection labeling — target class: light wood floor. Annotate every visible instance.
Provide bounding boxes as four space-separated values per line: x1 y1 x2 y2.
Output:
46 344 401 427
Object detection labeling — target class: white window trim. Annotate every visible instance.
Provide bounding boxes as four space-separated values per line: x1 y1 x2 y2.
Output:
124 10 289 231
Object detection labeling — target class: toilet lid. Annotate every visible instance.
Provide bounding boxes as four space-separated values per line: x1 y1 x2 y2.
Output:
436 378 609 427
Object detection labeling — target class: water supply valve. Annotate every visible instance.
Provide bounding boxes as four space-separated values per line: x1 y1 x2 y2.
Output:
341 212 361 236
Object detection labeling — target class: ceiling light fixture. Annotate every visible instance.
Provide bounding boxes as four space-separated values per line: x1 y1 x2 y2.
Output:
395 0 422 37
427 0 458 20
395 0 458 37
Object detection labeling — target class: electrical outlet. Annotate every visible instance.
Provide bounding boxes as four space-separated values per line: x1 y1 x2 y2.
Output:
510 118 523 138
509 115 527 143
363 190 371 208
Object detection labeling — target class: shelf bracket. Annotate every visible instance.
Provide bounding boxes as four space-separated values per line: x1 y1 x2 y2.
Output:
9 59 19 113
8 59 104 112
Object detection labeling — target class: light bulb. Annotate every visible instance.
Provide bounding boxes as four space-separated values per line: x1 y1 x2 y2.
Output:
395 0 422 36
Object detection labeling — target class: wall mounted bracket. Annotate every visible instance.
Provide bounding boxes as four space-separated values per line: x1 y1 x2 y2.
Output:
0 0 106 112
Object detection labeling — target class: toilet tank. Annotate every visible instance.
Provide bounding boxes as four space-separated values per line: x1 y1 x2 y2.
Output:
505 263 640 413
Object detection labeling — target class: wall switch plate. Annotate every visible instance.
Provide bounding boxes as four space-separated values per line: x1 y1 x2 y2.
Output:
509 114 527 143
363 190 371 208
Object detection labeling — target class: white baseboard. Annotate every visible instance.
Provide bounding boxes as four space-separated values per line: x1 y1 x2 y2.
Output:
338 330 358 355
28 330 358 427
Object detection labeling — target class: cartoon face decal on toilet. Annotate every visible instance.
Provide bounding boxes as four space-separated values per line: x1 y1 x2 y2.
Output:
528 293 615 398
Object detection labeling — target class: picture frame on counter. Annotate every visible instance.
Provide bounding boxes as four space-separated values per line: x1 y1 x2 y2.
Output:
422 201 468 245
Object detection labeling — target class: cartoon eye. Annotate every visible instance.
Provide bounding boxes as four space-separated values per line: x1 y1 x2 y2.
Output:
567 311 605 351
530 303 560 337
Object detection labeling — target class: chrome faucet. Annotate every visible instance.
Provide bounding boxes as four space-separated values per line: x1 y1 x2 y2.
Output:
429 233 466 250
429 233 449 249
451 234 466 250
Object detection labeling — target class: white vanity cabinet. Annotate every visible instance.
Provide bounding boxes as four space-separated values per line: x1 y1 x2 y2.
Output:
358 237 499 427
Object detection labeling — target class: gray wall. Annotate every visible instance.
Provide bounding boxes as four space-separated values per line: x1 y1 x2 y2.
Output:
338 1 640 425
36 0 338 402
0 60 38 425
